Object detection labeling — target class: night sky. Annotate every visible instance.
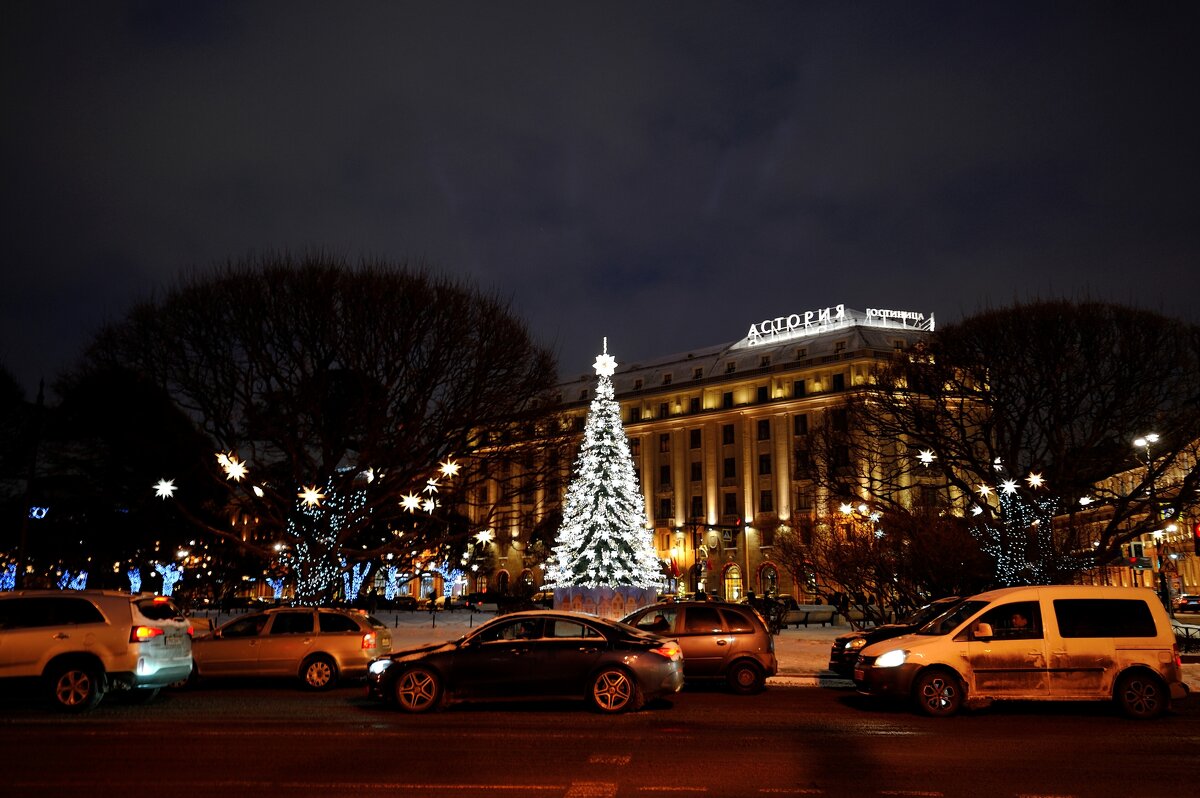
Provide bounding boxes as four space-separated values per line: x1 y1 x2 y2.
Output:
4 1 1198 398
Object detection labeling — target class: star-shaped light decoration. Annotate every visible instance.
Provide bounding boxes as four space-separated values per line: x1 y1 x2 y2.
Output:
400 493 422 512
252 485 265 498
153 479 177 499
224 459 248 482
839 502 855 515
1000 479 1020 495
439 459 460 478
993 457 1004 471
1025 472 1045 489
917 449 936 466
421 497 438 513
977 484 993 498
1079 496 1093 506
298 485 326 507
971 505 984 516
424 478 440 494
593 338 617 377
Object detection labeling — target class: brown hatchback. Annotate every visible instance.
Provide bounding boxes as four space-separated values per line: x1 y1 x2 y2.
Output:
622 600 777 693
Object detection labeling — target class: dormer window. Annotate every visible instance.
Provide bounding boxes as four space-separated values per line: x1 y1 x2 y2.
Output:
726 362 737 374
663 373 673 385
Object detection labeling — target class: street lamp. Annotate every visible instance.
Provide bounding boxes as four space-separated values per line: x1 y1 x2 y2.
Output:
1133 433 1172 615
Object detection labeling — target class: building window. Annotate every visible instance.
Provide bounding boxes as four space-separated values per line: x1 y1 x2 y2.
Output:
796 487 815 511
834 340 846 353
830 407 848 432
894 339 906 353
663 373 673 385
689 429 702 449
689 397 701 413
793 414 808 436
722 391 734 409
580 389 589 400
723 457 736 479
832 444 851 468
726 361 737 374
760 356 771 367
690 461 702 481
658 402 669 418
690 495 703 519
832 373 845 392
757 419 771 440
629 407 641 422
759 490 773 513
630 438 641 456
723 492 738 517
794 448 812 478
796 348 807 359
634 378 643 390
722 424 735 445
793 379 806 397
756 385 769 403
758 453 772 475
658 498 673 520
723 565 743 602
659 464 671 485
693 367 704 380
659 433 670 452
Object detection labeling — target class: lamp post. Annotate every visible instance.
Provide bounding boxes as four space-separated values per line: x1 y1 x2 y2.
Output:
1134 433 1172 615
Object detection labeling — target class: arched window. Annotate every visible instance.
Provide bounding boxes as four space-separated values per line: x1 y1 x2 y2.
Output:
723 564 743 601
759 563 779 597
496 570 510 595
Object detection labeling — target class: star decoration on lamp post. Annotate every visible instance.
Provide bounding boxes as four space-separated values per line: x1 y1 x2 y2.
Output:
1000 479 1020 495
153 479 177 499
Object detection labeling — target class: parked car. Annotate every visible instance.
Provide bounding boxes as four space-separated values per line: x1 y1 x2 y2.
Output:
190 606 391 689
621 599 777 693
0 590 193 711
367 610 683 713
853 585 1188 718
1175 594 1200 613
828 596 961 677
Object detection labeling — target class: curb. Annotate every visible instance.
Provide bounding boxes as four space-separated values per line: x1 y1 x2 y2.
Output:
769 674 855 688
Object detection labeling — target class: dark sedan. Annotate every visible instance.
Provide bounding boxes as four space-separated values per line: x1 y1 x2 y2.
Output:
827 596 961 677
367 610 683 713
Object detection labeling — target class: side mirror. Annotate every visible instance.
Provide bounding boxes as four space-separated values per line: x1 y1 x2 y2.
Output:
974 622 994 640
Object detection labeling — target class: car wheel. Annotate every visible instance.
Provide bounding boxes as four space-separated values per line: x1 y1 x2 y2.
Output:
589 667 642 713
47 662 105 712
913 668 962 717
394 667 441 713
300 655 338 690
1115 671 1168 719
726 660 766 694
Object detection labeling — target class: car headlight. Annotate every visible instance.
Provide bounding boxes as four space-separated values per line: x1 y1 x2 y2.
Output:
845 638 868 651
369 659 393 676
874 649 908 668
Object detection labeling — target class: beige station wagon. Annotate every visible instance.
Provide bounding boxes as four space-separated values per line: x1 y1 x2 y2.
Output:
191 606 391 689
622 599 778 693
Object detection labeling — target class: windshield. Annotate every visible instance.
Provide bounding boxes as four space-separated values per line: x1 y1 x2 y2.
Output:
915 600 988 636
901 598 961 626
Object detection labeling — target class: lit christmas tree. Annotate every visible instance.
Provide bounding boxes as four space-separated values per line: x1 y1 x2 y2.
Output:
547 341 662 613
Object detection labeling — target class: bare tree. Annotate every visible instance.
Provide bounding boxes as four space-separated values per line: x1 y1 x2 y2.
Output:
838 300 1200 584
79 253 562 602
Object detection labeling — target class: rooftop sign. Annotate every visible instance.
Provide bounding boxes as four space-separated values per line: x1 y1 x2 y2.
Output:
744 304 935 347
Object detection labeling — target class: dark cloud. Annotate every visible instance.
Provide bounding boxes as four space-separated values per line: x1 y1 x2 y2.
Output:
3 1 1198 397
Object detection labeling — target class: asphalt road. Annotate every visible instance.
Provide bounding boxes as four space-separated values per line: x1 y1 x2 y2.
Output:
3 682 1197 798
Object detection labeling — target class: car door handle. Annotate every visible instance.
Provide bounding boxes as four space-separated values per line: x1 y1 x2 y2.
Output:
716 639 728 646
53 633 69 640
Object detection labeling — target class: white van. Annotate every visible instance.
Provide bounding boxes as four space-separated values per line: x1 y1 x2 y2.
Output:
853 585 1188 718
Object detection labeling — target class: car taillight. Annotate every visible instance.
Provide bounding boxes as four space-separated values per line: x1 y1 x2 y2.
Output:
1173 644 1182 668
131 625 165 642
187 625 195 637
649 641 682 662
361 632 377 650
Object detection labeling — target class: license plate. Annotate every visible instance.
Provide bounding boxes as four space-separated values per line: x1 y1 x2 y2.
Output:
854 668 864 681
165 635 182 646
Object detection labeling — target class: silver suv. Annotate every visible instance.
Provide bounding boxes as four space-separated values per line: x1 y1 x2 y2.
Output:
0 590 193 711
622 599 778 693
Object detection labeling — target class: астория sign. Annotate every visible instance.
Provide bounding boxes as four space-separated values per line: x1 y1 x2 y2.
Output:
745 304 934 346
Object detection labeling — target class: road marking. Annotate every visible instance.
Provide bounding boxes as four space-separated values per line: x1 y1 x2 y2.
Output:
566 782 619 798
758 790 824 795
879 792 943 797
638 788 708 793
589 754 631 765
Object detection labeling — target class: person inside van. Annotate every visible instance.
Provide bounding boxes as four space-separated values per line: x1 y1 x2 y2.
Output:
977 602 1042 640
